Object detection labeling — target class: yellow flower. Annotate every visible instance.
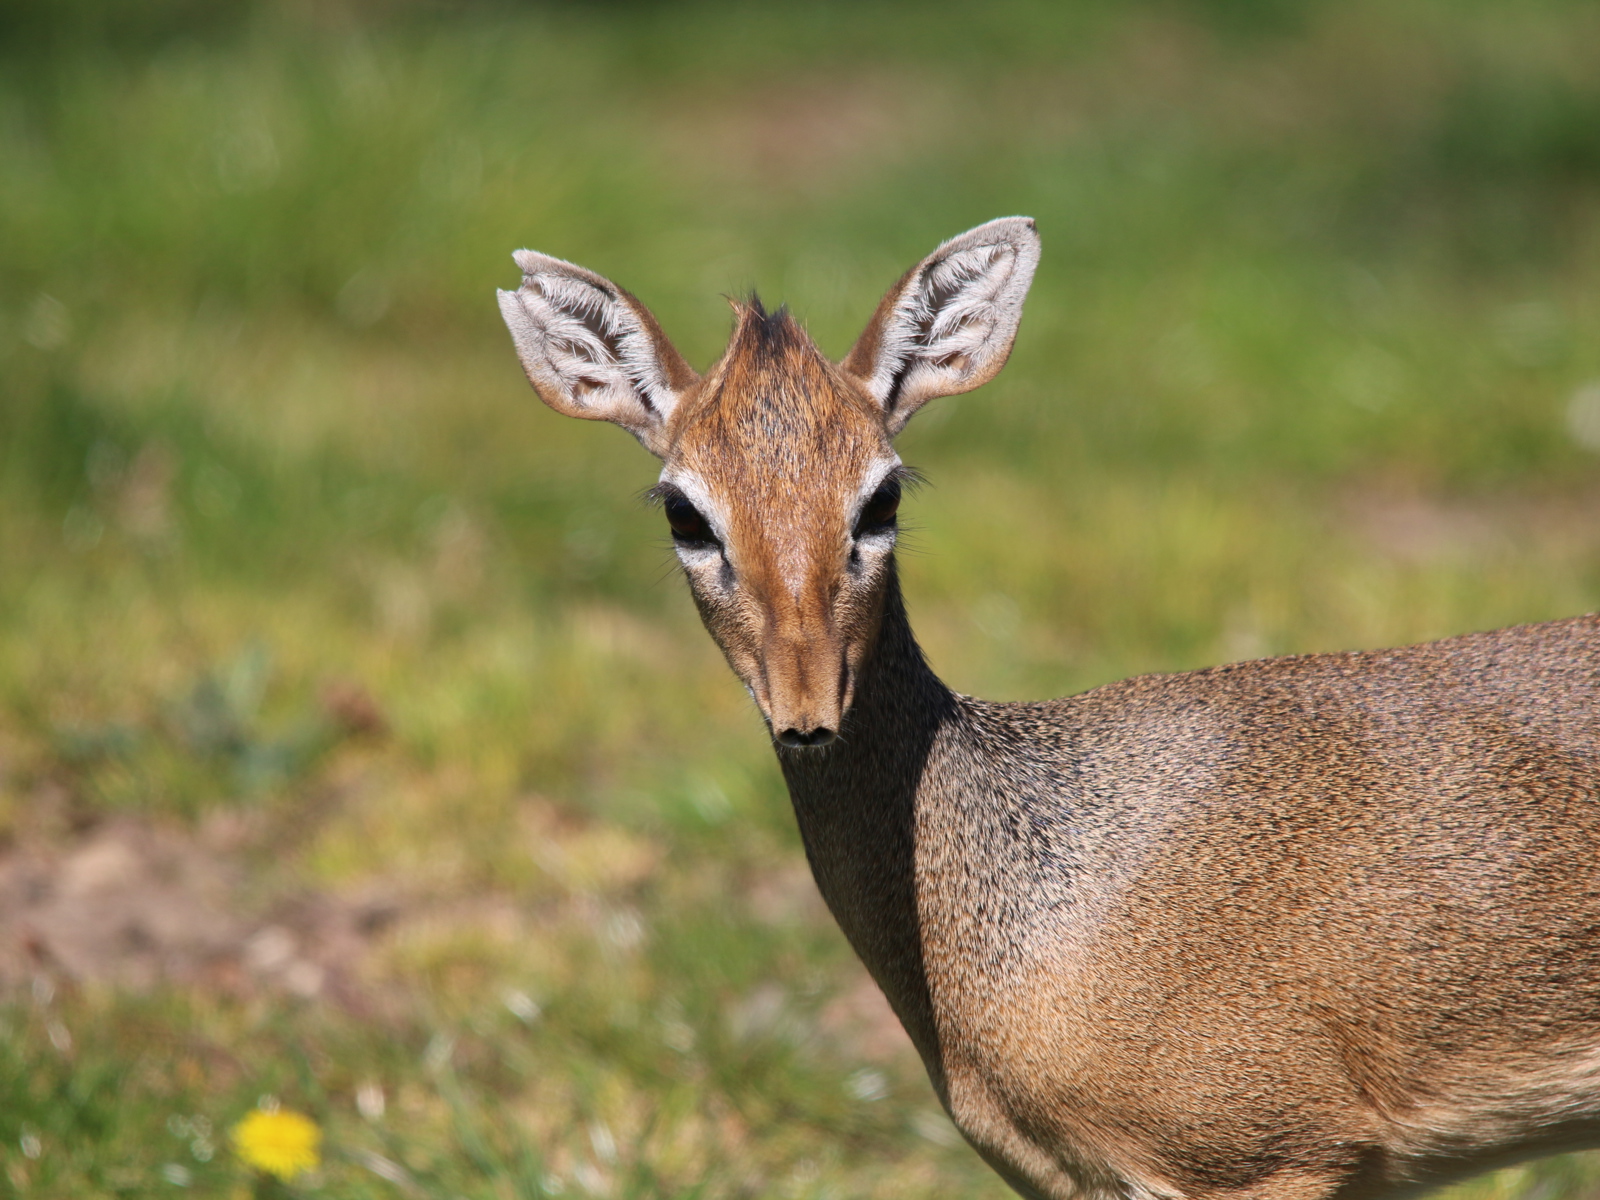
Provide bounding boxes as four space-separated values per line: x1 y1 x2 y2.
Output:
230 1109 322 1180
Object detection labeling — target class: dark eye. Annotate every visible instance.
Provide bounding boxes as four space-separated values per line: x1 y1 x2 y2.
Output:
665 494 717 546
854 478 901 538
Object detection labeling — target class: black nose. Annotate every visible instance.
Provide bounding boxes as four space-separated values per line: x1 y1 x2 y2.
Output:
777 727 837 749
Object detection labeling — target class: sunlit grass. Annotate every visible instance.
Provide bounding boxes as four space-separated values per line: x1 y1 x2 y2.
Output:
2 0 1600 1196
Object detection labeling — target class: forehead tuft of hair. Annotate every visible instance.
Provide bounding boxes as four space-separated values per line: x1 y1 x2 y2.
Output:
731 293 805 358
668 292 886 483
717 297 831 400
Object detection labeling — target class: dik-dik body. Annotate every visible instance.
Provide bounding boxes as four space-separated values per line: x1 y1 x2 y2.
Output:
498 218 1600 1200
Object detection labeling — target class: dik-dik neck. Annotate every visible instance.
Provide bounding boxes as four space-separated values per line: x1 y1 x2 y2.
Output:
775 563 959 1088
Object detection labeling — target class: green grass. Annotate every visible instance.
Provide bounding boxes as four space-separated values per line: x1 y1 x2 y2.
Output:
2 0 1600 1195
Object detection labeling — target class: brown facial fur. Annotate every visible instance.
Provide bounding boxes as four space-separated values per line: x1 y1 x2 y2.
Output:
662 300 897 739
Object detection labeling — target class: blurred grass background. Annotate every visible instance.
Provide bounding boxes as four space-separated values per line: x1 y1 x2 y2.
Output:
1 0 1599 1195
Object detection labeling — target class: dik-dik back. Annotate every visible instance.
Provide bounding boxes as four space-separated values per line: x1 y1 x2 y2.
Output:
923 615 1600 1200
499 216 1600 1200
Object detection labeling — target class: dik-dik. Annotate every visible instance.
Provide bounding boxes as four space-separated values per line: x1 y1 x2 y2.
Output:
499 218 1600 1200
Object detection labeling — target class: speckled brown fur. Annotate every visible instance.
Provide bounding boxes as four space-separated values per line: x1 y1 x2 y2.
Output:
498 220 1600 1200
793 586 1600 1200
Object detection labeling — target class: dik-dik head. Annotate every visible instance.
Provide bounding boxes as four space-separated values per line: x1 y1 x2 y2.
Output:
498 218 1040 748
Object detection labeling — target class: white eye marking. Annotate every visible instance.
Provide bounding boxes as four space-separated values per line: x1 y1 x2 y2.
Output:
675 541 722 566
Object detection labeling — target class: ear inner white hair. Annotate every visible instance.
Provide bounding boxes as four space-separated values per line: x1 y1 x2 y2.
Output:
846 216 1040 435
497 250 697 457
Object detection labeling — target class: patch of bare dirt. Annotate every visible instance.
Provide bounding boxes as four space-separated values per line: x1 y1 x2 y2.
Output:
0 819 242 993
0 813 402 1012
0 792 915 1066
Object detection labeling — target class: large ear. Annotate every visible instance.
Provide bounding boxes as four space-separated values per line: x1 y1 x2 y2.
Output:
843 217 1040 435
497 251 699 457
